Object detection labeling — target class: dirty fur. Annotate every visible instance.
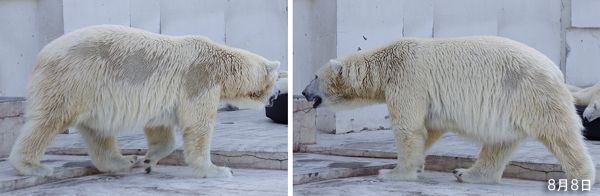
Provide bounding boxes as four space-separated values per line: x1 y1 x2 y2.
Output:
10 25 280 178
303 36 595 184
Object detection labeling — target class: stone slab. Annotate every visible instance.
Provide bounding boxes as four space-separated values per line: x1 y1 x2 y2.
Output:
0 97 26 158
294 170 600 196
46 109 288 170
293 153 396 185
4 165 287 195
293 96 317 152
300 130 600 182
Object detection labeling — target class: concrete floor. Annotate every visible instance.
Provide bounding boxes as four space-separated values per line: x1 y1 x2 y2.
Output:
5 166 287 196
294 130 600 195
294 170 598 196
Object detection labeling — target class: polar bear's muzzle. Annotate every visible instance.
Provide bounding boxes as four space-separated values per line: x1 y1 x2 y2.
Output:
302 78 322 109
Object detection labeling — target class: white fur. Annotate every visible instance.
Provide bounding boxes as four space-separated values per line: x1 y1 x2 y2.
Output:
305 36 596 184
10 25 279 178
570 82 600 122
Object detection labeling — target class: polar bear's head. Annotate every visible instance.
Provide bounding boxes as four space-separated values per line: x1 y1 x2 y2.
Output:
218 50 280 109
302 57 383 111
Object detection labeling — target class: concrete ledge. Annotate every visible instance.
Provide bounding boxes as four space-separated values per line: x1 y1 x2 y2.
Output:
0 155 108 193
6 166 287 195
293 96 317 152
293 153 396 185
45 148 288 170
0 97 26 158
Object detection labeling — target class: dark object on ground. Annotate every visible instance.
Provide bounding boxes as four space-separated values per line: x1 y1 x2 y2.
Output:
266 94 287 124
576 105 600 140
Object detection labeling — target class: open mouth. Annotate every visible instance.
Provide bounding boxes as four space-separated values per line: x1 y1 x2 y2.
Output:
312 97 322 109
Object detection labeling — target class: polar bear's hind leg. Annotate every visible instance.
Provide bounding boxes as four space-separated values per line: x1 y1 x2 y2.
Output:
9 118 65 176
142 126 177 173
453 142 520 184
78 125 138 173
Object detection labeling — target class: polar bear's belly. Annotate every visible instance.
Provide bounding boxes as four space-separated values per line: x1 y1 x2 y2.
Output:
425 110 528 144
74 96 179 137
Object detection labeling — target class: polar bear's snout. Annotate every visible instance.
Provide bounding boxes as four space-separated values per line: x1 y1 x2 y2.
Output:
302 78 322 109
266 83 279 107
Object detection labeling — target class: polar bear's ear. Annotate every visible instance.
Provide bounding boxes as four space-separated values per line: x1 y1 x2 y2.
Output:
330 59 342 72
267 61 280 72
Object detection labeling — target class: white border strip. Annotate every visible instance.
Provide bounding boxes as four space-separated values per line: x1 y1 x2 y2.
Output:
287 0 294 195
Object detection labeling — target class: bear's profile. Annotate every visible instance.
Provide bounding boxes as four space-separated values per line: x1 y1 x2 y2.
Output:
10 25 280 178
302 36 595 184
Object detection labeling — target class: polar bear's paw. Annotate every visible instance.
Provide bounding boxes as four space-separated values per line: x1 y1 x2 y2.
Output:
9 155 54 176
96 155 138 173
193 165 233 178
452 168 499 184
14 164 54 176
143 158 156 173
377 169 418 181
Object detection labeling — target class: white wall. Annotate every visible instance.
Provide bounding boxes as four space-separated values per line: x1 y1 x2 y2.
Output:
566 0 600 87
0 0 39 97
0 0 287 97
62 0 131 34
294 0 595 134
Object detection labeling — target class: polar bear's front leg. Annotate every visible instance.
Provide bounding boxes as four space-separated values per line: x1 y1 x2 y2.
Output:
378 126 427 181
179 91 232 178
143 126 176 173
379 90 429 181
180 119 232 178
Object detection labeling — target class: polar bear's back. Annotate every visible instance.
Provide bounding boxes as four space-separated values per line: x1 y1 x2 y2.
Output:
27 25 192 136
403 36 579 143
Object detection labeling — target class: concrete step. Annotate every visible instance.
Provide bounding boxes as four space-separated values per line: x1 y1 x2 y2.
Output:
298 130 600 182
0 97 26 158
4 164 287 196
0 155 124 193
294 169 599 196
293 153 396 185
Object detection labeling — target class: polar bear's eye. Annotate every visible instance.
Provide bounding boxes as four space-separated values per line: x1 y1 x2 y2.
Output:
315 75 318 79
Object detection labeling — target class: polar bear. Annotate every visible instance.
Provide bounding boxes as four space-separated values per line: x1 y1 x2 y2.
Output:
277 71 288 94
568 82 600 122
302 36 596 184
10 25 280 178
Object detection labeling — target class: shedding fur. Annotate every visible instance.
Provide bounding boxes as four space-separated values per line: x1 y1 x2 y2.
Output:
9 25 280 178
303 36 595 184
